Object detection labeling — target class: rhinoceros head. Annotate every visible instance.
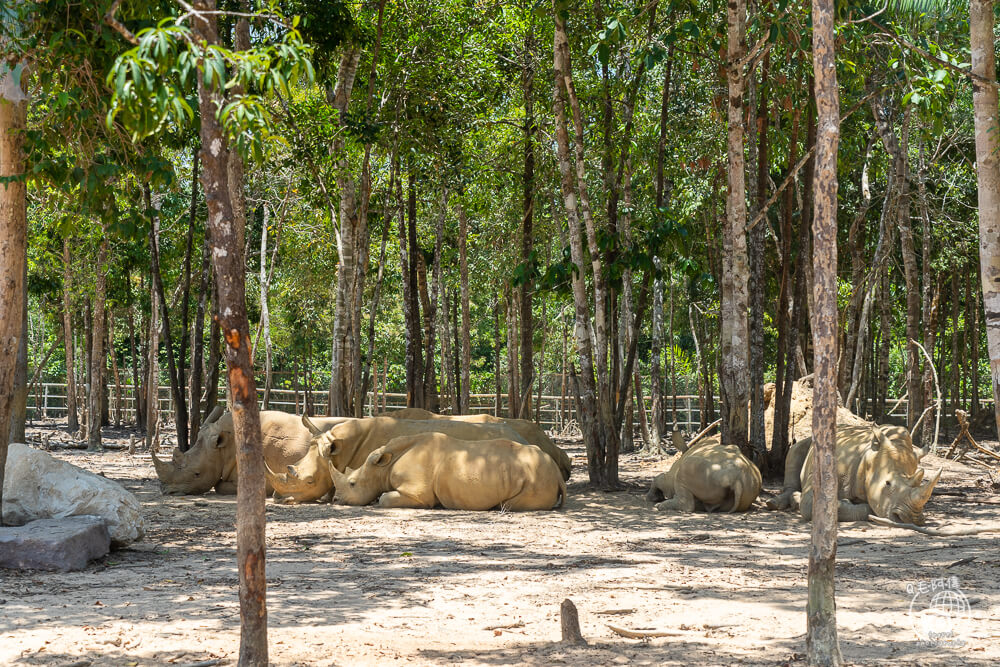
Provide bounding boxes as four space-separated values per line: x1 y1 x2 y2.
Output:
864 425 941 524
301 413 359 471
152 408 230 495
328 447 395 506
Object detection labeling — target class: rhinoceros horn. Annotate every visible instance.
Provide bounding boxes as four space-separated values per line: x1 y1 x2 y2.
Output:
912 467 942 505
262 457 288 484
328 463 347 489
909 469 925 486
302 413 322 436
151 451 175 483
203 404 224 426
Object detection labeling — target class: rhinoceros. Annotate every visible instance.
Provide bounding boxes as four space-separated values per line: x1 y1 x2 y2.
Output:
645 437 762 512
768 424 941 523
381 408 572 480
329 432 566 510
278 414 533 497
151 410 349 498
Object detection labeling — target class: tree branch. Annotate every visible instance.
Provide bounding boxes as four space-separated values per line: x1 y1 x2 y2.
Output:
105 0 139 45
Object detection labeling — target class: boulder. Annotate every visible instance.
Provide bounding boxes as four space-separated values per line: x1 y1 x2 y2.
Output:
2 443 145 546
0 516 110 571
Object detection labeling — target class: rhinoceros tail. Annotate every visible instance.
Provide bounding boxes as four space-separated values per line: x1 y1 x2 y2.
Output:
727 479 745 512
555 477 567 509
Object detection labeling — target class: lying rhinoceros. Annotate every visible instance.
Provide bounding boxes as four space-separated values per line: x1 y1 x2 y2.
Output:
151 410 348 498
277 414 533 498
768 424 941 523
329 432 566 510
381 408 572 480
645 437 762 512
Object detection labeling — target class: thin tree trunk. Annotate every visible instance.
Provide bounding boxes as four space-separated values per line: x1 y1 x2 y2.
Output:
0 80 28 516
773 103 800 455
971 0 1000 437
146 184 189 451
519 18 536 420
553 4 619 488
61 238 79 431
9 257 27 443
401 167 424 408
190 207 211 444
88 235 108 451
494 296 502 416
458 196 472 415
807 0 843 659
748 54 769 467
193 3 266 663
417 248 438 412
439 277 455 413
361 164 396 405
109 314 123 427
722 0 751 457
328 48 362 417
129 300 143 429
178 144 198 439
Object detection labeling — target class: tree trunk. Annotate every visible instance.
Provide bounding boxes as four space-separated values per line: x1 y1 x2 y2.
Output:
109 314 123 427
553 4 619 488
259 204 274 409
61 238 79 431
807 0 843 660
190 204 212 444
773 104 800 457
971 0 1000 437
9 257 27 443
748 54 769 468
0 78 28 517
722 0 751 457
192 4 267 663
361 164 396 406
146 184 189 451
88 236 108 451
553 5 618 487
417 249 438 412
128 300 143 429
328 48 362 417
401 167 424 408
458 196 472 415
518 20 536 420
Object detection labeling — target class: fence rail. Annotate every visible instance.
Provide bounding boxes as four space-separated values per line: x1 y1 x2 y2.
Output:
24 381 989 435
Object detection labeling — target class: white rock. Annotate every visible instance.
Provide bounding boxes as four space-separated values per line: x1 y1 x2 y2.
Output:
3 443 145 546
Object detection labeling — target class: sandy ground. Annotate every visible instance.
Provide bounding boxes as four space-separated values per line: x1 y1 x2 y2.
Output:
2 421 1000 666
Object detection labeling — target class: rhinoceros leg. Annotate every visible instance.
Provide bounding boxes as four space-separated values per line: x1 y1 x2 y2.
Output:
377 490 432 509
797 489 871 522
215 480 237 495
655 485 697 512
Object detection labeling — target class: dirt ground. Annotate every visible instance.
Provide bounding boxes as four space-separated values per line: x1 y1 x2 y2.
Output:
2 421 1000 666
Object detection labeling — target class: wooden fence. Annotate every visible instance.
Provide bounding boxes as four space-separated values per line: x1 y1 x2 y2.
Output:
23 381 960 434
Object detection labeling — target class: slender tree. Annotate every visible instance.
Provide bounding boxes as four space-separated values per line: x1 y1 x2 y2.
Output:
807 0 843 660
0 55 28 517
970 0 1000 437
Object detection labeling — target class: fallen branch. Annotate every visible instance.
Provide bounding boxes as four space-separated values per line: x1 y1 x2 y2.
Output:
680 419 721 453
608 624 698 639
869 515 1000 536
484 621 525 631
946 557 976 569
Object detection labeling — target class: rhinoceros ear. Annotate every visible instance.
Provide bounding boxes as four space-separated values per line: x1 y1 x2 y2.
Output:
367 449 394 467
